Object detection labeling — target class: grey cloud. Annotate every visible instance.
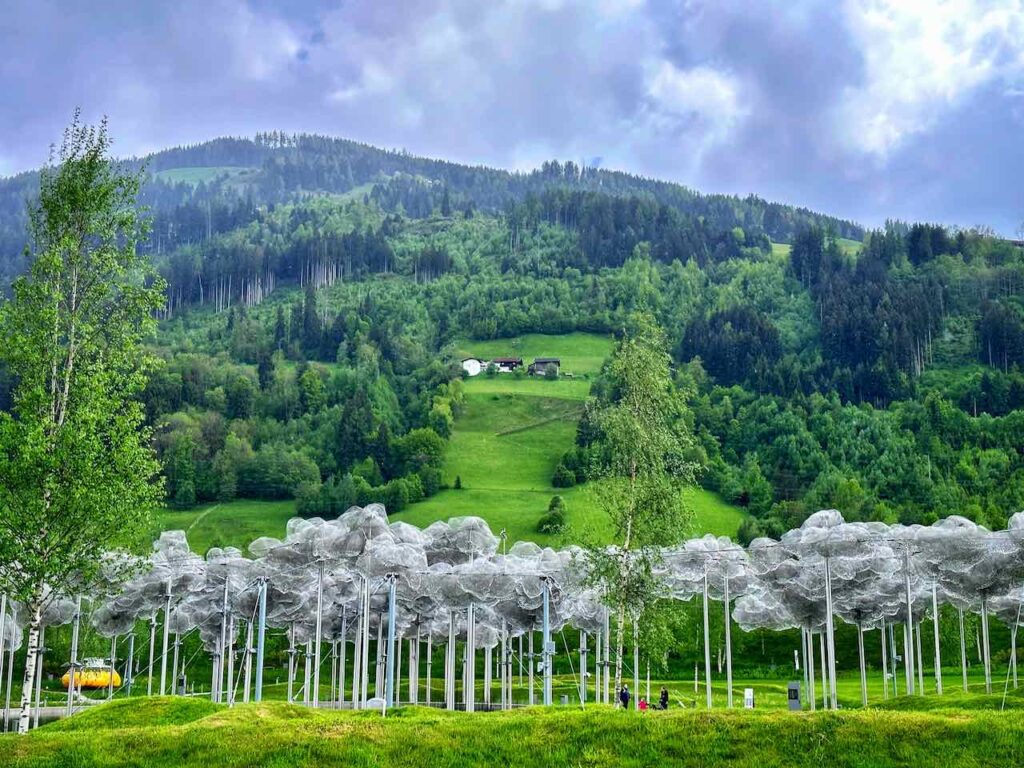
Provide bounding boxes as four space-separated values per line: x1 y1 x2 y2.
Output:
0 0 1022 232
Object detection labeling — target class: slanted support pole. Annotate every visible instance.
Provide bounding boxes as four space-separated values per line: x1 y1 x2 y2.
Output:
385 575 398 710
160 580 172 696
724 576 733 708
66 596 81 715
254 577 268 702
959 608 968 693
542 582 552 707
702 572 712 710
313 562 324 708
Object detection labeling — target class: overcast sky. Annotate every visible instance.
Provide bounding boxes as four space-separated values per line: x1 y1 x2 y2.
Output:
2 0 1023 232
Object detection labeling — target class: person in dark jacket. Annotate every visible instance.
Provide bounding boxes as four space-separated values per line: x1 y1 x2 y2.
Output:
619 684 630 709
660 686 669 710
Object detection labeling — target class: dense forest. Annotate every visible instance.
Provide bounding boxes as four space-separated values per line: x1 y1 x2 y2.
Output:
1 134 1022 542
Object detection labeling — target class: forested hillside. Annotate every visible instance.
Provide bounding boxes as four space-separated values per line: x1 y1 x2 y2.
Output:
2 134 1023 543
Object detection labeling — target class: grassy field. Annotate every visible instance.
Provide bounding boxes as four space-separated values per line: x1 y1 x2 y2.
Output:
153 166 257 186
451 332 613 376
400 332 746 542
156 500 296 555
5 695 1024 767
771 237 862 261
152 333 744 553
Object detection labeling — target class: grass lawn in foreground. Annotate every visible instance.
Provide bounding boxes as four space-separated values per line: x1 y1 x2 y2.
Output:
5 694 1024 768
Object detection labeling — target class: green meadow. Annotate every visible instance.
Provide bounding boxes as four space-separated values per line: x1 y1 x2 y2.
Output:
401 332 746 543
4 694 1024 768
152 333 745 554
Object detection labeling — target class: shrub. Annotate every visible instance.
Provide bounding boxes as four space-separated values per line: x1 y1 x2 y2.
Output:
552 462 576 488
537 496 566 534
454 474 463 490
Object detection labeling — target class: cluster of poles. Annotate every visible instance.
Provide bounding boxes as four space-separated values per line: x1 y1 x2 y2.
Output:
4 505 1024 733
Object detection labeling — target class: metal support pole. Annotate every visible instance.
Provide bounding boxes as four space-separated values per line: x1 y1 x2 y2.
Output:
410 625 419 705
313 563 324 708
724 576 733 708
160 581 172 696
603 611 611 703
396 635 403 707
66 596 81 715
2 638 12 737
426 638 432 707
465 603 476 712
108 636 117 701
500 620 507 710
226 616 235 706
903 549 915 695
303 641 312 705
376 614 385 704
819 632 827 709
807 629 816 711
528 627 535 706
858 624 867 706
352 612 362 708
171 633 180 696
447 610 456 710
824 557 838 709
903 622 912 694
959 608 968 693
1012 625 1019 689
702 573 712 709
243 621 253 703
982 597 992 694
339 614 347 708
594 628 601 703
484 644 492 707
147 617 157 697
385 575 397 709
801 627 811 706
3 642 13 733
519 635 523 688
542 583 552 707
360 579 371 707
217 579 229 704
287 626 296 703
254 577 267 702
881 622 889 700
579 630 587 705
932 585 942 695
126 633 135 697
916 621 924 694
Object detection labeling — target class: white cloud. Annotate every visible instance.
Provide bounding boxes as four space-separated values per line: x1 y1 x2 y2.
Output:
643 59 748 142
838 0 1024 156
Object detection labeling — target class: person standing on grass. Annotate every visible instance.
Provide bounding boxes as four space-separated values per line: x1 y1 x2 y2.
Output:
639 697 648 711
619 684 630 709
660 687 669 710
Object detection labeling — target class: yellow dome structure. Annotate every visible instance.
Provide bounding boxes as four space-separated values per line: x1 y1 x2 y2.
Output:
62 658 121 690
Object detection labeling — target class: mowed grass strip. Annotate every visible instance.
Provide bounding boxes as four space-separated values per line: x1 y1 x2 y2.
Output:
5 698 1024 768
156 499 297 555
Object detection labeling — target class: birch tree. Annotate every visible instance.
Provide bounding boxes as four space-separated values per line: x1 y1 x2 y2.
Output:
0 115 164 733
583 314 698 701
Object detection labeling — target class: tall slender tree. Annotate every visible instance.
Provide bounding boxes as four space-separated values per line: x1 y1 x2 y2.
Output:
583 314 698 702
0 115 165 733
